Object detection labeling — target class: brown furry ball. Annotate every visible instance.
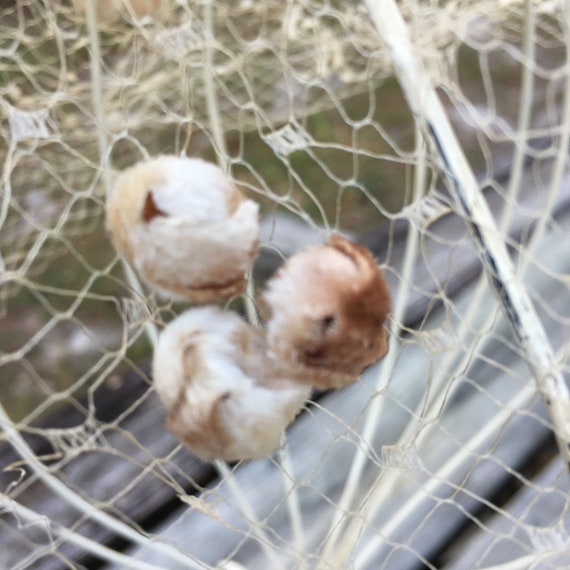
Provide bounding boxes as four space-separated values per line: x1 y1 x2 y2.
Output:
260 234 391 389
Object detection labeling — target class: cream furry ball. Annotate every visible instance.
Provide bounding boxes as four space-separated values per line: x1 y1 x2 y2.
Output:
152 307 310 462
106 155 259 303
260 234 392 390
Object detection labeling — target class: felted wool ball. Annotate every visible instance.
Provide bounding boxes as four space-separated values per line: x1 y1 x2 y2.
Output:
260 233 391 389
152 307 311 462
106 155 259 303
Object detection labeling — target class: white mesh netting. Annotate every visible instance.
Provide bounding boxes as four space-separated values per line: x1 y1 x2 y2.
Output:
1 0 570 569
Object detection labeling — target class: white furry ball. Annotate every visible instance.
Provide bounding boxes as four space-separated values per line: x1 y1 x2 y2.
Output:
152 307 310 462
106 155 259 303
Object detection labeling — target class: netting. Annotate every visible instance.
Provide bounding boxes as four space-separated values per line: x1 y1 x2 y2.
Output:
1 0 570 568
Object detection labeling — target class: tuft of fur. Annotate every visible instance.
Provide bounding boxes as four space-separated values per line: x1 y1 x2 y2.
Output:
106 155 259 303
260 234 391 389
152 307 310 462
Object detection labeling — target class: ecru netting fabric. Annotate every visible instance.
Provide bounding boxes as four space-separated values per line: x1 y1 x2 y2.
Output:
1 1 570 569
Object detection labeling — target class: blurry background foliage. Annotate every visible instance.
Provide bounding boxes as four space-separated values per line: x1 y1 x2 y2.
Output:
0 0 566 422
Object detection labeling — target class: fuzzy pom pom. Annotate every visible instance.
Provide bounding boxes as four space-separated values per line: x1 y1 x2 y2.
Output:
152 307 310 462
260 234 391 389
106 155 259 303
